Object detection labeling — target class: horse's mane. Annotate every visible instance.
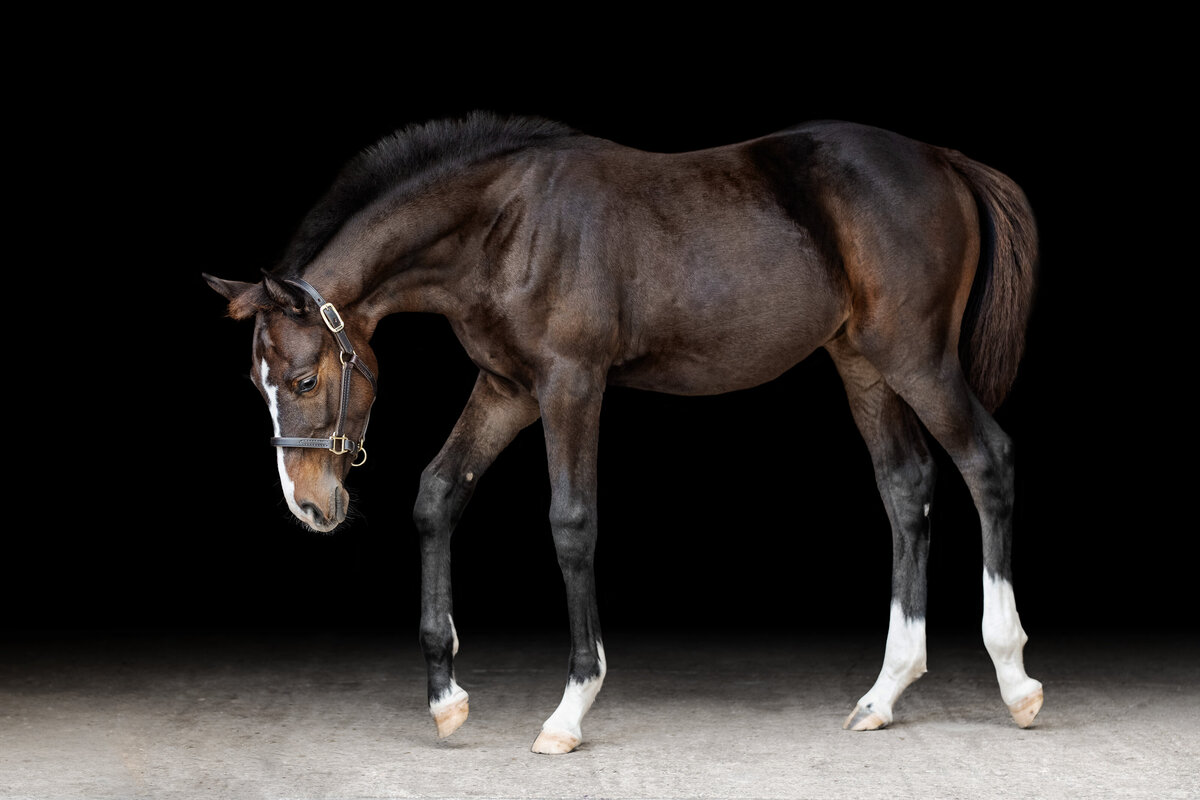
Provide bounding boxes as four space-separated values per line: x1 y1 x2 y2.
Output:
274 112 578 275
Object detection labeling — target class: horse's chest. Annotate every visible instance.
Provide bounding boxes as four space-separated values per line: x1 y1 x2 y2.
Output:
448 315 540 387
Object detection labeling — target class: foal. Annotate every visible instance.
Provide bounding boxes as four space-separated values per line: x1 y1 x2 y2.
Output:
207 112 1041 752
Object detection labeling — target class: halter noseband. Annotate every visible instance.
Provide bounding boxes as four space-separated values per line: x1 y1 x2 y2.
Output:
268 278 377 466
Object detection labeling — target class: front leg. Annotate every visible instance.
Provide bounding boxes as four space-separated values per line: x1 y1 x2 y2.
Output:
413 371 539 739
531 366 607 754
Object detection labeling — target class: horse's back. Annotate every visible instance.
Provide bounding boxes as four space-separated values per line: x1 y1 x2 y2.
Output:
596 122 982 395
483 122 991 396
592 138 850 395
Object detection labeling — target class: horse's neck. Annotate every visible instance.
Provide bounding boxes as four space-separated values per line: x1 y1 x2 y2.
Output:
318 177 501 330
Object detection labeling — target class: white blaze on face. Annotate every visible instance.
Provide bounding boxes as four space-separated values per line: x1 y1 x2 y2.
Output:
981 569 1042 706
855 602 927 725
260 358 309 523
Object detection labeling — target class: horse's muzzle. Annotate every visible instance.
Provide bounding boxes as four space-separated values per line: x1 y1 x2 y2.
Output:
298 485 347 532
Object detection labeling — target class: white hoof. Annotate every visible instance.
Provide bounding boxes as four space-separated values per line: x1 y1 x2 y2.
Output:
843 703 891 731
1008 685 1043 728
533 643 606 754
430 687 469 739
531 728 581 754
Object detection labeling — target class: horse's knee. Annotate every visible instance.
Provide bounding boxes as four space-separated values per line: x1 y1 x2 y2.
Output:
549 495 591 533
413 469 456 534
549 498 596 571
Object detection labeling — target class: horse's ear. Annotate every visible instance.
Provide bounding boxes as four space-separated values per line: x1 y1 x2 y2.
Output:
202 273 270 320
261 271 307 316
203 273 256 300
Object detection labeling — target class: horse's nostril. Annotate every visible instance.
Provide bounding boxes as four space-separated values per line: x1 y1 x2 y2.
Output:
300 501 326 525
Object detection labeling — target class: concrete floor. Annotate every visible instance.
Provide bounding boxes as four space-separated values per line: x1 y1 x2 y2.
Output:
1 629 1196 799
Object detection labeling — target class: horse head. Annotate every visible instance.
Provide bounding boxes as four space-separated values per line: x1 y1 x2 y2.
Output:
205 272 378 532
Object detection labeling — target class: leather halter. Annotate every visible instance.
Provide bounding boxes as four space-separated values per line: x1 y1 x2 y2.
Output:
268 278 377 466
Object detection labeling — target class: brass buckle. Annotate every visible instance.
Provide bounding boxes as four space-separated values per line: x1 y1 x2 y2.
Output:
329 435 351 455
319 302 345 333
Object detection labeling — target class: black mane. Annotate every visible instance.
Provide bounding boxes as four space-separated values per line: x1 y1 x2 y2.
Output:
274 112 578 275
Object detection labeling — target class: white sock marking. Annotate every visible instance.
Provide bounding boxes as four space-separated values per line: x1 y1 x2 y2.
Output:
541 642 607 741
430 677 468 714
856 602 927 724
981 570 1041 706
429 613 466 713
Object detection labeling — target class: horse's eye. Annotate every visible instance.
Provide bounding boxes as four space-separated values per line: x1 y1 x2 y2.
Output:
296 375 318 394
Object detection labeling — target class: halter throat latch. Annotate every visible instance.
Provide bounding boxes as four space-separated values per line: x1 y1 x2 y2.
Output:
267 278 376 466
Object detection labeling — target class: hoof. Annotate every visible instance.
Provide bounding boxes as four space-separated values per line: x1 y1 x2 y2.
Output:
843 704 889 731
1008 686 1043 728
432 694 469 739
531 728 581 754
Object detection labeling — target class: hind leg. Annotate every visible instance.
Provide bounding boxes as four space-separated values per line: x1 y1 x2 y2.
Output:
828 341 936 730
868 350 1042 728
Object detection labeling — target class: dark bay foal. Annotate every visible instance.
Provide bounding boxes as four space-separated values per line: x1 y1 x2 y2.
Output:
206 112 1041 752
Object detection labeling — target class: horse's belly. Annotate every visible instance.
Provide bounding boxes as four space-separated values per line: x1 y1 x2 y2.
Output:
608 309 838 396
609 353 806 395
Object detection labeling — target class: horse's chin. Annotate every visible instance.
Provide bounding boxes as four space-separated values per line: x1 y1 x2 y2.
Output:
300 514 342 534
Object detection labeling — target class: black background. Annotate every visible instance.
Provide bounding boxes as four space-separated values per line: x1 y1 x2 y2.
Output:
13 24 1191 645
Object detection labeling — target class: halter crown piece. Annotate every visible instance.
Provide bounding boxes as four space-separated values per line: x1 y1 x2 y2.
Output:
268 278 377 466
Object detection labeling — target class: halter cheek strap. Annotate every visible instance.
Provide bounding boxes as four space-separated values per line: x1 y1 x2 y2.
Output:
268 278 377 466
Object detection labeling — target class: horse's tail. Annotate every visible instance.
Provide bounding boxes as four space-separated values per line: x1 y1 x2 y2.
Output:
946 150 1039 413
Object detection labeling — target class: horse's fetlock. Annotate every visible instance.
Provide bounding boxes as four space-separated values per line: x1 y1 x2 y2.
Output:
569 648 605 683
412 502 445 534
420 624 454 660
